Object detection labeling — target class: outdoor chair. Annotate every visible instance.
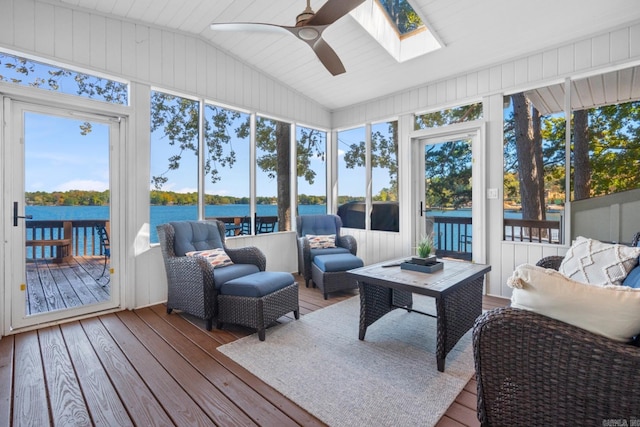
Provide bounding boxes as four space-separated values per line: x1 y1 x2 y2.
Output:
296 214 357 287
157 220 266 330
473 231 640 426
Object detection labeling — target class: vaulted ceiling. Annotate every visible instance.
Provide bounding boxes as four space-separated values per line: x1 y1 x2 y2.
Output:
58 0 640 111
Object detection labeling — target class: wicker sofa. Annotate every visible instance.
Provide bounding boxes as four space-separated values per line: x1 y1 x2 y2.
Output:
473 232 640 426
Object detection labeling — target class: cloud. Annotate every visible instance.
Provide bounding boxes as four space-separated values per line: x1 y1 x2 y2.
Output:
55 180 109 192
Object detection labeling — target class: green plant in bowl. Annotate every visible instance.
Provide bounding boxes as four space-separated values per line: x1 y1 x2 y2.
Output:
416 234 434 258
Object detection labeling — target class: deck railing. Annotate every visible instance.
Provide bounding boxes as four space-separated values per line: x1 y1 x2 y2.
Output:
426 214 563 261
503 218 562 244
426 216 473 261
25 219 110 261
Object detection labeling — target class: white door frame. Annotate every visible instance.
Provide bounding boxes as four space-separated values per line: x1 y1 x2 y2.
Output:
410 120 486 263
3 97 124 333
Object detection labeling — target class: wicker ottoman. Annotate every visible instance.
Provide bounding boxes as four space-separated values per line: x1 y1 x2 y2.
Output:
217 271 299 340
312 253 364 300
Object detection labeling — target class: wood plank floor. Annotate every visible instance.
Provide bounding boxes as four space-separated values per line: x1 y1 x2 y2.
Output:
25 256 110 315
1 273 508 426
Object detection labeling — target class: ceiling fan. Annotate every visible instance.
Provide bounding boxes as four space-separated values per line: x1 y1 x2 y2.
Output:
209 0 365 76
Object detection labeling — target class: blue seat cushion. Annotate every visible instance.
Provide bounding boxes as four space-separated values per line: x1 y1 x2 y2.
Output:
213 264 260 289
313 253 363 272
310 247 350 261
220 271 295 298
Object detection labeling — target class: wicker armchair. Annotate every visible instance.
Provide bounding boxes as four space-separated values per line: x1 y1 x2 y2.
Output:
157 220 266 330
473 231 640 426
296 214 357 287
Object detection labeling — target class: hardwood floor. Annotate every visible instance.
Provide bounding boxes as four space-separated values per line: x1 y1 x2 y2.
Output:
1 274 508 426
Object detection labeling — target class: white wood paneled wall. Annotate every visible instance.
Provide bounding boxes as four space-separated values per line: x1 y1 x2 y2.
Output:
0 0 331 129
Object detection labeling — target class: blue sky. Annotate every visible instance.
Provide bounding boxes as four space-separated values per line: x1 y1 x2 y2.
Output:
25 113 110 193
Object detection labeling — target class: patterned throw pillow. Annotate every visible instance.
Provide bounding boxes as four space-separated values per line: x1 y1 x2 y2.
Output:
558 236 640 286
186 248 234 268
306 234 336 249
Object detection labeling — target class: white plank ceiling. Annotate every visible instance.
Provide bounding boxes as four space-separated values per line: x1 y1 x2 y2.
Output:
57 0 640 111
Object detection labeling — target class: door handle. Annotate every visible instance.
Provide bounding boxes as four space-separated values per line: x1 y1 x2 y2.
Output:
13 201 32 226
420 201 423 217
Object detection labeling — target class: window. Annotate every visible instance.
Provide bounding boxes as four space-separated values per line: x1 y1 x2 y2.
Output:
503 87 565 244
203 104 251 230
371 121 399 232
0 52 127 105
297 126 327 216
415 102 483 130
337 127 366 229
375 0 424 35
255 116 292 233
570 69 640 201
149 91 199 242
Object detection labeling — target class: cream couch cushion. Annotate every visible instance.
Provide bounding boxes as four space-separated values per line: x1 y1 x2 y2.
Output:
508 263 640 342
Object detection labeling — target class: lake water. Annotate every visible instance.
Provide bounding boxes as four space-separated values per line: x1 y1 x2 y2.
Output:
26 204 328 243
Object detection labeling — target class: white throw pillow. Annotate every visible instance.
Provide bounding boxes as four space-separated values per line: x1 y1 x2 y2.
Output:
306 234 336 249
508 263 640 342
186 248 234 268
558 236 640 286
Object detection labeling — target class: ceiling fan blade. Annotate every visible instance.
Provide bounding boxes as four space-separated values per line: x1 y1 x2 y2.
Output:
210 22 291 36
306 0 366 26
312 38 346 76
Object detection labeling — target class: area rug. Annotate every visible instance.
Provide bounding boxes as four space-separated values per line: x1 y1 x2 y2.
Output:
218 295 475 427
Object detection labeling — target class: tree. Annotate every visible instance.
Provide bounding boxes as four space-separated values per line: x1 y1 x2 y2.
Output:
511 93 546 221
377 0 423 34
573 109 591 200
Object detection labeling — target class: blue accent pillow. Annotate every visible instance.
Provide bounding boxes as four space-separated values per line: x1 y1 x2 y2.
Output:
622 265 640 288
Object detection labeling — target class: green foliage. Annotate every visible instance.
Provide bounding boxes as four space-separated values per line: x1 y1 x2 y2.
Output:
425 141 472 209
26 190 110 206
415 103 483 130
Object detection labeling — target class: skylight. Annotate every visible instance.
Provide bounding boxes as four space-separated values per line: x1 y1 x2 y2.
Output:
375 0 424 36
351 0 442 63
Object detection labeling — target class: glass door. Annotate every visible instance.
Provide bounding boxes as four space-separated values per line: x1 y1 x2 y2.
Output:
414 125 485 263
6 100 121 330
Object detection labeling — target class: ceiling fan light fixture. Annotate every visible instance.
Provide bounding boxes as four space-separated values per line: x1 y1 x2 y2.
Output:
297 27 319 41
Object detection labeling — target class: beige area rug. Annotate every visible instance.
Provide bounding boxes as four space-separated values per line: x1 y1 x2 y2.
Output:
218 295 476 427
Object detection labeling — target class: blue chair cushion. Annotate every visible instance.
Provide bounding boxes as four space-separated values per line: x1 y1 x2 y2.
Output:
213 264 260 289
299 215 340 237
220 271 295 298
171 221 224 256
313 253 363 272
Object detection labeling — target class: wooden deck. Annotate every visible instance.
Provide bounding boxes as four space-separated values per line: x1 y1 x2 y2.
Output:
25 256 110 315
3 271 508 426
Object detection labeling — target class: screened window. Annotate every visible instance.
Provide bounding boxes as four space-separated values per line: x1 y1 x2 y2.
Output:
149 91 199 242
415 102 482 130
570 69 640 201
255 116 292 233
203 105 251 234
297 126 327 216
503 87 566 244
337 127 366 229
371 120 399 232
0 52 128 105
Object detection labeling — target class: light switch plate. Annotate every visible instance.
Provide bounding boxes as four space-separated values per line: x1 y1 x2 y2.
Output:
487 188 498 199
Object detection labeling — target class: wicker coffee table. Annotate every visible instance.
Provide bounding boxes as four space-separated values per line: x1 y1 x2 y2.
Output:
348 258 491 372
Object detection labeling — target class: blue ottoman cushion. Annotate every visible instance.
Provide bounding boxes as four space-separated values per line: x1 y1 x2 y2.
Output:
314 253 363 272
213 264 261 289
220 271 295 298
